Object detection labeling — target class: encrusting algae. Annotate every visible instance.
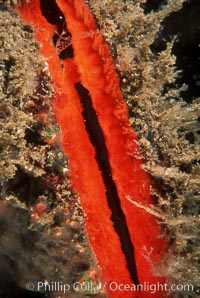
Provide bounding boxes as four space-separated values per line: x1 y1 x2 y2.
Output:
0 0 199 297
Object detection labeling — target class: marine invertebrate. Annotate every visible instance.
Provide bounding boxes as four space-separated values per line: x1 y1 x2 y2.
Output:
1 0 198 296
16 0 171 297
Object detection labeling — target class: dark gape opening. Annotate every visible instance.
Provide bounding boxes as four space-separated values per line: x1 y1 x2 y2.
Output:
40 0 74 59
52 32 74 60
40 0 65 28
75 82 140 286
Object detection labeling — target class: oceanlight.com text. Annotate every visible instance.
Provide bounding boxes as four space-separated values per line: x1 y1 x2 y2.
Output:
108 281 194 294
26 280 194 294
